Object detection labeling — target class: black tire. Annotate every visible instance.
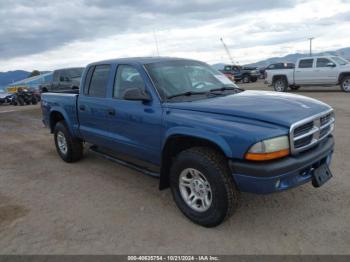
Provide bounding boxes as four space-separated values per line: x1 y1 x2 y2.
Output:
340 76 350 92
31 96 38 105
242 75 250 83
290 86 300 91
251 77 257 82
17 96 25 106
170 147 239 227
273 77 288 92
54 121 83 163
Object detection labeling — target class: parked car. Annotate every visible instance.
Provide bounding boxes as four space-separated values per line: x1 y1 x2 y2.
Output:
40 67 84 93
265 56 350 92
260 63 295 79
41 57 335 227
220 65 260 83
0 91 13 105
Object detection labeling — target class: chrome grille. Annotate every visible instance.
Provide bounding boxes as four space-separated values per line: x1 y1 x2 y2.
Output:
290 110 335 154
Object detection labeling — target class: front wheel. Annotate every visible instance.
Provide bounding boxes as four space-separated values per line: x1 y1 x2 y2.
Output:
290 85 300 91
17 96 25 106
273 78 288 92
242 75 250 83
340 76 350 92
54 121 83 163
170 147 239 227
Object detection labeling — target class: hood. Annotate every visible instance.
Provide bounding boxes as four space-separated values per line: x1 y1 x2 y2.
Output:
340 63 350 70
166 91 332 127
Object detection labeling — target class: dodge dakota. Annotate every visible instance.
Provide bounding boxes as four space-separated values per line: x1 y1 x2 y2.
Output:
41 57 335 227
265 55 350 92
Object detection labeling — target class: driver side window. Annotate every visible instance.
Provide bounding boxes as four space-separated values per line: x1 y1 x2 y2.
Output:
113 65 145 99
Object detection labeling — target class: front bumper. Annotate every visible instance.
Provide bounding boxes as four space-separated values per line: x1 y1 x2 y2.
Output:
229 136 334 194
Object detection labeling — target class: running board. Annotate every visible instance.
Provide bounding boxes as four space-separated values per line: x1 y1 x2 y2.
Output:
89 146 159 178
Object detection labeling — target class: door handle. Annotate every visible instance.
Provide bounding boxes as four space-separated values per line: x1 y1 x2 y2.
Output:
107 108 116 116
79 105 85 111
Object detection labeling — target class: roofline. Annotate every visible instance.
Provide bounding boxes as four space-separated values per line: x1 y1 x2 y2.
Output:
87 56 202 67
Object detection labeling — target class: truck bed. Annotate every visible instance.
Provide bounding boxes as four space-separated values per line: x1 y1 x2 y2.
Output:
41 92 80 136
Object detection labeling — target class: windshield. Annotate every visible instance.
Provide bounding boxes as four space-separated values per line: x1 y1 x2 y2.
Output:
145 60 239 100
332 56 349 65
68 68 84 79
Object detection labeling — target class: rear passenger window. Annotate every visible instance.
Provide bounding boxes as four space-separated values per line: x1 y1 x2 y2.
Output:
316 58 332 67
88 65 111 97
299 59 314 68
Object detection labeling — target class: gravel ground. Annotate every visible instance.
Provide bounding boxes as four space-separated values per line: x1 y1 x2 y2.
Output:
0 82 349 254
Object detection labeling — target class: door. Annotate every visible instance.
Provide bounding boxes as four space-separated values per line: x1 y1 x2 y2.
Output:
295 58 314 85
57 70 71 91
106 64 162 166
312 58 338 84
78 64 114 147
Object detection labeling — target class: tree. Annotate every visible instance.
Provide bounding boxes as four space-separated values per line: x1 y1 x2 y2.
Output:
28 70 40 77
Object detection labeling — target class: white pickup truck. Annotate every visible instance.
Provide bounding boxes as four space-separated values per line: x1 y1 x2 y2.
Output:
265 55 350 92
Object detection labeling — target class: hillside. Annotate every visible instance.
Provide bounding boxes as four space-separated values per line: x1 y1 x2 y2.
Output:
246 47 350 68
0 70 30 90
212 47 350 69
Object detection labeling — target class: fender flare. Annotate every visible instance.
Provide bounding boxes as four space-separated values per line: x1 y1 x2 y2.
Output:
49 107 75 135
162 127 233 158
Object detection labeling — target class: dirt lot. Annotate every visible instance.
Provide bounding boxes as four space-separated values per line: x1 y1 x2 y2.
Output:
0 82 349 254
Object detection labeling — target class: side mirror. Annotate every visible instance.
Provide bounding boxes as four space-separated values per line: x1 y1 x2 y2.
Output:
123 88 151 102
327 62 336 67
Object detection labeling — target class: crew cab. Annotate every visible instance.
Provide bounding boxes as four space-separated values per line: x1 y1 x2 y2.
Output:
40 67 84 93
260 62 295 79
265 56 350 92
41 57 335 227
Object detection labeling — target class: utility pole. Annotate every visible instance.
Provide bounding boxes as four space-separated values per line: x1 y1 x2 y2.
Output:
308 37 314 56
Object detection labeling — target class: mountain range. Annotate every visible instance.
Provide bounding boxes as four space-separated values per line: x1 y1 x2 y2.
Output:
1 47 350 90
212 47 350 70
0 70 30 90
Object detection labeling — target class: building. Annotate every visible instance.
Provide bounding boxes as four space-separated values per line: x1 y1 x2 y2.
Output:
6 72 52 92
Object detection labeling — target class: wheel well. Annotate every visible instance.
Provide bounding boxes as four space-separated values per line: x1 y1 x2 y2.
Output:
272 75 287 83
49 111 64 133
159 135 227 190
339 72 350 83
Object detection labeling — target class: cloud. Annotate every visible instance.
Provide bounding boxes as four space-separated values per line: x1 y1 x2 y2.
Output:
0 0 349 71
0 0 296 59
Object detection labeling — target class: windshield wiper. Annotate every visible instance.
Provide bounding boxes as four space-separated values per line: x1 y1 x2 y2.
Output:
167 91 207 99
209 86 244 94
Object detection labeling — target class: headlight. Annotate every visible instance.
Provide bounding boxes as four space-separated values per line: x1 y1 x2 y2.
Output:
245 136 290 161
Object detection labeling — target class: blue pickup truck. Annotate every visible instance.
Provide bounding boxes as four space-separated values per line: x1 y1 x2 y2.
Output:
41 57 335 227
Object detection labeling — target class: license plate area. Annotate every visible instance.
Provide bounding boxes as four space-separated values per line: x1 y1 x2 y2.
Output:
312 164 333 188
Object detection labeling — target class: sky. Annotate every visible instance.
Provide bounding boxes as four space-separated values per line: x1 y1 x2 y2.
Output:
0 0 350 71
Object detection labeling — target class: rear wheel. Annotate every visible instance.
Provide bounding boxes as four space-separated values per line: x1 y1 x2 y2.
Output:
17 96 25 106
340 76 350 92
31 96 38 105
54 121 83 162
273 78 288 92
170 147 239 227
